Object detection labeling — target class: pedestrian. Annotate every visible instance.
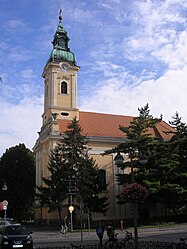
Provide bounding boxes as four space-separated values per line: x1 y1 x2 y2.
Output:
106 220 115 240
61 216 68 234
120 218 124 231
63 216 68 234
96 220 105 247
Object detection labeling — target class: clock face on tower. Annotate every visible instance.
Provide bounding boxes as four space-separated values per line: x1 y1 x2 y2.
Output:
60 63 69 72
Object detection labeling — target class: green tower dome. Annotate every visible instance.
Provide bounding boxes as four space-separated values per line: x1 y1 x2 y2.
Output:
48 10 76 65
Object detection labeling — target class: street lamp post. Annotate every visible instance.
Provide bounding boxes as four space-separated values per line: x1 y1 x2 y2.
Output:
128 148 138 249
114 150 148 249
68 205 74 231
114 151 124 217
0 179 8 222
77 194 84 243
1 180 7 191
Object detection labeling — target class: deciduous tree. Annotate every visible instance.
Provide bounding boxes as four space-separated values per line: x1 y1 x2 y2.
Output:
0 144 35 221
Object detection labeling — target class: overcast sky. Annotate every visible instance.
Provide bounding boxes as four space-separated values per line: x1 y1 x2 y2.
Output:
0 0 187 155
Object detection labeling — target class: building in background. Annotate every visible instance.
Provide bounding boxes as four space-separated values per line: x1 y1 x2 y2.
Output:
33 12 174 225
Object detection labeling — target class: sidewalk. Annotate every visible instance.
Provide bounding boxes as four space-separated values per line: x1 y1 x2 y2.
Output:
31 223 187 241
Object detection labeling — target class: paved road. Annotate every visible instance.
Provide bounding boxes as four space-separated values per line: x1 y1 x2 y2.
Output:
31 223 187 247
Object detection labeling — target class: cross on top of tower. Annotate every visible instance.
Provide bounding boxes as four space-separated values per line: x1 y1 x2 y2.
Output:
59 9 63 22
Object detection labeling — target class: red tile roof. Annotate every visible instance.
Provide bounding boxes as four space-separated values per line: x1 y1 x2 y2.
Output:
58 111 175 140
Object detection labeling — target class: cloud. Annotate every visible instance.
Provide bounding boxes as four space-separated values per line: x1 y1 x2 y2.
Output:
1 0 187 157
5 20 27 29
0 77 43 104
9 48 37 62
20 69 37 79
0 96 43 156
79 65 187 124
78 0 187 125
152 30 187 69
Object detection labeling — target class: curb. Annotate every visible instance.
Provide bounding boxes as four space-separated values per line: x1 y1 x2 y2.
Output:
32 225 186 241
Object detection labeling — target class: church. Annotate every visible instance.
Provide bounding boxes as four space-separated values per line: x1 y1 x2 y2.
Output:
33 12 174 225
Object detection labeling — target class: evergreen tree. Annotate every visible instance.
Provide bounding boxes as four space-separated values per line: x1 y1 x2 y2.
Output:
37 144 69 224
61 118 108 214
145 140 182 219
105 104 162 223
38 118 108 224
169 112 187 170
118 107 187 220
137 112 187 219
169 112 187 139
77 154 108 214
111 104 162 187
161 113 187 217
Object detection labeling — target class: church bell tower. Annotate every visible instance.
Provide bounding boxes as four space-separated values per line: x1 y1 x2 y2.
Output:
42 10 80 126
34 11 81 222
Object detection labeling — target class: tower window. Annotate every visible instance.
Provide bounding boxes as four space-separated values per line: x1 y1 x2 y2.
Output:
61 81 68 94
61 112 69 116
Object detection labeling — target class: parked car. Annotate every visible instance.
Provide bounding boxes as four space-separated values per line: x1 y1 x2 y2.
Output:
0 225 33 249
0 220 20 232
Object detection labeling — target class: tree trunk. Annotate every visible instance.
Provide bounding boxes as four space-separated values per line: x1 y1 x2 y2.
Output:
58 203 62 225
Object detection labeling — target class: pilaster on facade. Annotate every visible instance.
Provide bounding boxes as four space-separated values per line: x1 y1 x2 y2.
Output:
51 70 58 107
71 73 78 108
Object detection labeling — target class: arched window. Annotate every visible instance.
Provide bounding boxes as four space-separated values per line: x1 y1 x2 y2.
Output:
61 81 68 94
98 169 107 191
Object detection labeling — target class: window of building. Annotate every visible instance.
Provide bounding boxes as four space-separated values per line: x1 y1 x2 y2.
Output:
61 81 68 94
61 112 69 116
98 169 107 191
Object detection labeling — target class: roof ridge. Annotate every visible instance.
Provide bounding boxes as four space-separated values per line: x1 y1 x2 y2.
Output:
80 110 134 118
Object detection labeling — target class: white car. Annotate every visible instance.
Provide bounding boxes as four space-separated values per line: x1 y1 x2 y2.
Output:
0 219 20 231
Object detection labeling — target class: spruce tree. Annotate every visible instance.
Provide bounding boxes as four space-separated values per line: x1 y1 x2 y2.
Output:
77 154 108 214
113 104 162 186
138 112 187 219
118 107 187 220
161 113 187 217
37 144 69 224
38 118 108 225
61 118 108 214
105 104 162 224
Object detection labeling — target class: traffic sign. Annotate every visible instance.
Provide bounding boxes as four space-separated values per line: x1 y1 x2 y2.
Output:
0 202 3 210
